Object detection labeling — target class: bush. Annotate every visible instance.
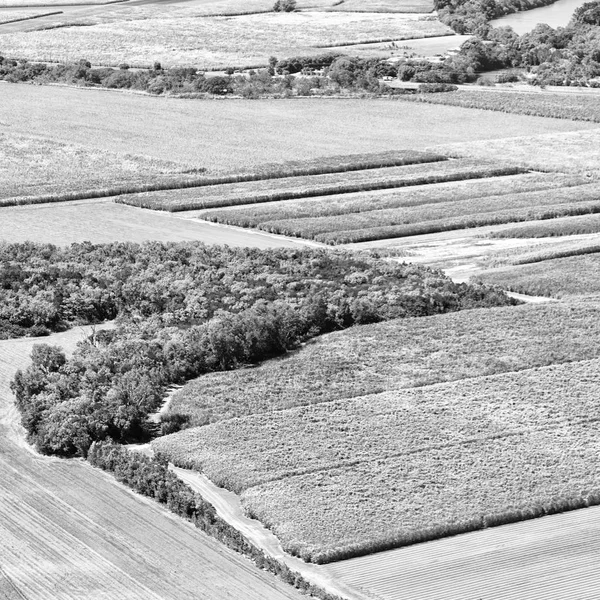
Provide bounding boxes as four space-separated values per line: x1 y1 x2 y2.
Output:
273 0 296 11
418 82 459 93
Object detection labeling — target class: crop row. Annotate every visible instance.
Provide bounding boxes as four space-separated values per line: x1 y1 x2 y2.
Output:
400 90 600 123
118 160 524 212
164 301 600 428
234 183 600 243
202 172 582 228
476 253 600 299
489 213 600 238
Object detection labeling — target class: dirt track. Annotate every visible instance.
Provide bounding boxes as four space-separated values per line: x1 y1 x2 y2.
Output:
0 329 304 600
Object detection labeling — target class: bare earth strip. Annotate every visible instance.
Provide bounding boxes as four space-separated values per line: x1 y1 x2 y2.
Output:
0 330 304 600
326 506 600 600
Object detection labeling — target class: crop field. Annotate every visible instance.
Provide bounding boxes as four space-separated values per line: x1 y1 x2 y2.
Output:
0 9 59 24
476 253 600 298
0 12 452 68
119 159 524 211
200 172 582 225
328 0 434 12
4 86 595 170
489 213 600 238
0 132 208 205
202 181 600 244
164 301 600 427
439 128 600 174
402 90 600 123
154 357 600 562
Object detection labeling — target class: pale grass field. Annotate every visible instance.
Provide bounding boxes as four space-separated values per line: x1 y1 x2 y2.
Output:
0 12 453 67
0 9 57 23
0 132 200 201
3 86 595 170
438 129 600 174
0 0 109 5
328 0 434 12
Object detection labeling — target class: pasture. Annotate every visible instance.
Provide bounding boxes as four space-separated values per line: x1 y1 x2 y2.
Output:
0 11 452 68
154 357 600 562
164 301 600 426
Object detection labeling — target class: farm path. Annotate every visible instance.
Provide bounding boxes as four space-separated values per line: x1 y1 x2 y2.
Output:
0 328 305 600
171 465 375 600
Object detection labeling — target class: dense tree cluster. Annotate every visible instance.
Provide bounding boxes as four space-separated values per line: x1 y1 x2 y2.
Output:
8 241 513 457
88 442 343 600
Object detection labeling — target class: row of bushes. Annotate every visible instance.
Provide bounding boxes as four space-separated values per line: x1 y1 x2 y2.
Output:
88 442 343 599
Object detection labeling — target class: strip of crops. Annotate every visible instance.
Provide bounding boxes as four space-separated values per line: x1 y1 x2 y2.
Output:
245 183 600 243
117 160 524 212
202 172 584 228
400 90 600 123
163 302 600 428
154 358 600 562
489 213 600 238
476 253 600 298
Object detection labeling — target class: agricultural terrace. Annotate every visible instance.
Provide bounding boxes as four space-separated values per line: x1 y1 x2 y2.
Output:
0 12 452 68
476 252 600 299
401 90 600 124
2 86 595 170
163 301 600 427
154 357 600 562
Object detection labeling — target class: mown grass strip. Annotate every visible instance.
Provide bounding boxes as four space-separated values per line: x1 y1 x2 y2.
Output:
123 161 525 212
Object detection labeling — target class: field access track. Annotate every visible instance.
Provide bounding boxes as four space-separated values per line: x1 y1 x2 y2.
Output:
0 330 304 600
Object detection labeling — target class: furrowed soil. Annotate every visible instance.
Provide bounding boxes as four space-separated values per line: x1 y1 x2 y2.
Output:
0 329 304 600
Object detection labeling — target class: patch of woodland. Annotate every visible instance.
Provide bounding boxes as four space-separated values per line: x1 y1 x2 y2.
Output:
7 241 514 456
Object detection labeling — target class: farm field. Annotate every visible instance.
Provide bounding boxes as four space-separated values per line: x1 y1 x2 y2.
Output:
0 11 453 68
476 253 600 298
164 301 600 426
489 213 600 238
154 357 600 562
0 199 308 246
438 128 600 174
2 86 596 170
202 181 600 244
0 132 204 204
0 9 59 24
120 159 524 211
0 329 304 600
401 89 600 123
327 0 434 12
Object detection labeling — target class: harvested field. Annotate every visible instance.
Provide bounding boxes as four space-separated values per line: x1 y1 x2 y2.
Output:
476 253 600 298
0 12 452 67
489 213 600 238
154 358 600 561
3 86 596 169
120 159 523 212
164 301 600 426
438 129 600 174
200 172 583 226
215 182 600 244
402 89 600 123
0 329 303 600
0 132 205 205
0 199 307 247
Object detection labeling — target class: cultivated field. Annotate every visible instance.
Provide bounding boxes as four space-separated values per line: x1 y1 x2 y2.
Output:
489 213 600 238
3 86 595 169
164 301 600 426
119 159 523 211
476 253 600 298
0 11 453 67
328 0 434 12
154 357 600 562
0 9 59 24
0 329 305 600
402 89 600 123
0 132 203 204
